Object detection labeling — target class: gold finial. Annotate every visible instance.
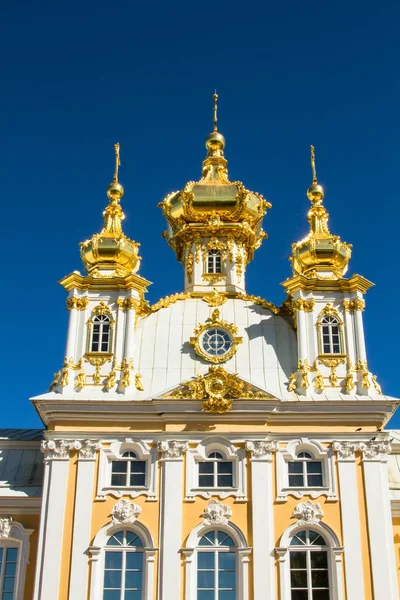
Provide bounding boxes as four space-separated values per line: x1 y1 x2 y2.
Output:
310 145 317 184
213 91 218 132
113 142 121 183
307 144 324 203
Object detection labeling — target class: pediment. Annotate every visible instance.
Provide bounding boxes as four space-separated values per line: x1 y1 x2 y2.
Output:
156 366 274 413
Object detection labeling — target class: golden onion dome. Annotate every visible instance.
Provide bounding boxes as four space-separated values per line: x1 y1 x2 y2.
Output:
291 146 352 279
80 143 141 278
159 93 271 263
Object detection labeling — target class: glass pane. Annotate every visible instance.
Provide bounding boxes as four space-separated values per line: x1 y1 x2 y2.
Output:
311 552 328 568
219 552 236 569
130 473 146 486
107 532 124 546
217 532 234 546
3 594 16 600
199 475 214 487
312 591 330 600
131 461 146 474
217 462 233 474
199 462 214 474
308 474 323 487
105 552 123 568
198 591 214 600
2 578 15 591
5 549 17 562
111 474 127 487
199 534 214 546
219 592 236 600
291 591 308 600
288 462 303 473
0 547 3 561
124 592 142 600
307 462 322 474
290 531 306 545
217 474 233 487
208 452 223 459
112 462 128 473
290 570 308 588
126 532 142 546
198 552 214 569
312 570 329 587
103 592 121 600
198 570 215 588
4 563 16 576
104 570 122 588
126 552 143 570
290 552 307 569
297 452 312 459
309 531 326 546
289 474 304 487
219 570 235 589
125 570 142 589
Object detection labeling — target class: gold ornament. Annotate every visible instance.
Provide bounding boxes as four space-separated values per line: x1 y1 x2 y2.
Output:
190 308 242 364
135 373 144 391
344 371 355 393
49 371 61 391
66 296 89 311
120 358 134 388
288 373 297 392
60 367 69 387
76 370 86 390
372 375 382 394
314 372 325 390
106 370 117 390
202 288 227 307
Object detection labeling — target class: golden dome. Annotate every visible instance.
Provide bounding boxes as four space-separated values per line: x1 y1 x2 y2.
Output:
80 143 141 278
291 146 352 279
159 94 271 263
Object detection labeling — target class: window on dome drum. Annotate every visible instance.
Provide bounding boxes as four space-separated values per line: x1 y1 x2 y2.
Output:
91 314 111 353
197 530 236 600
201 329 233 358
320 316 341 354
288 453 323 488
111 452 146 487
207 250 222 274
289 529 330 600
199 452 233 488
0 546 18 599
103 530 143 600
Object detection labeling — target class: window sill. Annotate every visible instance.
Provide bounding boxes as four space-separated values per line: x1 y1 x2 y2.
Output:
276 486 338 503
96 486 157 502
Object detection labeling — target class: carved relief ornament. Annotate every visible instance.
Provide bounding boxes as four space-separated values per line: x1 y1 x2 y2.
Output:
360 440 391 460
246 440 278 459
75 439 100 459
111 499 142 525
157 440 188 459
332 441 358 460
0 517 12 539
201 499 232 526
41 440 70 459
292 501 324 526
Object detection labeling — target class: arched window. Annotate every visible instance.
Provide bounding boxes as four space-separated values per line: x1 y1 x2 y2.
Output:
320 316 341 355
91 314 111 353
197 530 236 600
111 452 146 488
199 452 233 488
0 546 18 598
288 452 323 488
289 529 330 600
103 530 143 600
207 250 222 274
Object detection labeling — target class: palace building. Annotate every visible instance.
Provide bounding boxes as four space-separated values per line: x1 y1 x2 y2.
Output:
1 96 400 600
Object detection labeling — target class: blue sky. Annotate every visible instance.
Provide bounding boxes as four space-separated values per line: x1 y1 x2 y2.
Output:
1 0 399 428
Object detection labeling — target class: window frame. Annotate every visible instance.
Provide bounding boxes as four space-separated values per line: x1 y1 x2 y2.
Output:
276 522 344 600
89 523 156 600
103 530 144 600
317 305 345 358
276 439 337 502
198 452 234 489
206 250 223 274
288 452 324 489
185 438 247 502
86 304 115 357
0 521 33 600
96 441 157 501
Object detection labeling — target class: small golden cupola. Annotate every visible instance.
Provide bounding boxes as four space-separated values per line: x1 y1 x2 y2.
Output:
159 93 271 294
291 146 352 279
80 143 141 277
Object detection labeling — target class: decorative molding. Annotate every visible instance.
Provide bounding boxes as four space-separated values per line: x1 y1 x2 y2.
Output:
117 297 140 311
202 288 227 307
201 499 232 526
190 308 242 365
292 500 324 525
66 296 89 311
292 298 315 312
158 440 188 459
111 499 142 525
360 440 391 460
0 516 12 538
41 439 70 459
245 440 278 459
343 298 365 312
332 441 358 460
76 440 100 460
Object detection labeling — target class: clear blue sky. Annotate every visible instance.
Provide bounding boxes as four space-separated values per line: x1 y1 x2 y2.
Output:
2 0 399 428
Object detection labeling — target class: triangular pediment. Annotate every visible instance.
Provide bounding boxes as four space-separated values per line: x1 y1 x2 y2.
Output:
156 366 274 413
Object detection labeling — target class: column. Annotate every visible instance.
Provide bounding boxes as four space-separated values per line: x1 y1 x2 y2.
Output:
361 441 399 599
353 298 367 364
333 442 365 599
65 303 79 360
245 441 277 600
123 296 137 362
296 305 308 361
69 441 99 600
343 306 356 365
33 440 71 600
158 440 187 600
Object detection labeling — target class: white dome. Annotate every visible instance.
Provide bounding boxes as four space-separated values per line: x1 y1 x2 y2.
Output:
136 297 297 400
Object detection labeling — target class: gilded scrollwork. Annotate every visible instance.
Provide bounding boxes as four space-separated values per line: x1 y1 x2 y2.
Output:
202 288 227 307
66 296 89 311
190 308 242 364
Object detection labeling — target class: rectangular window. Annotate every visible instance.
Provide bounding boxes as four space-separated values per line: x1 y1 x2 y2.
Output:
0 547 18 599
199 462 214 488
288 462 304 487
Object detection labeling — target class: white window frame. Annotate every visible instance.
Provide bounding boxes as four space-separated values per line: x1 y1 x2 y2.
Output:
88 522 156 600
276 439 337 502
182 521 251 600
185 437 247 502
96 441 157 501
0 520 33 600
276 522 344 600
320 316 342 355
207 250 222 274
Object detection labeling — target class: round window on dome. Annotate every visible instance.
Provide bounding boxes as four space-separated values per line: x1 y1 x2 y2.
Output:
201 328 233 358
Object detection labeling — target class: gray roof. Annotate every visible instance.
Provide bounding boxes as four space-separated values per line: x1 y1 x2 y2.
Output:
0 447 44 489
0 429 44 441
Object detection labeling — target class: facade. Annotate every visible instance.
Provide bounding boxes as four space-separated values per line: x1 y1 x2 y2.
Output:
2 100 400 600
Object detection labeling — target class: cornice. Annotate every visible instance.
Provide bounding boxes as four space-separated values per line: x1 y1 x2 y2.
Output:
59 272 151 293
281 273 374 295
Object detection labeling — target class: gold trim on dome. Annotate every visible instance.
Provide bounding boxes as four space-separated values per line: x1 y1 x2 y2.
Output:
150 292 191 313
164 365 272 413
202 289 227 307
282 274 374 295
190 309 242 364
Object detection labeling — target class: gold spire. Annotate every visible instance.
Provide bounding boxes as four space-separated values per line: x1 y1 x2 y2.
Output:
290 145 352 279
79 143 141 277
213 91 218 132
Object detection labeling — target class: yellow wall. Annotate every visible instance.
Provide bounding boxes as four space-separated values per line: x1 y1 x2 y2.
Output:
393 517 400 591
